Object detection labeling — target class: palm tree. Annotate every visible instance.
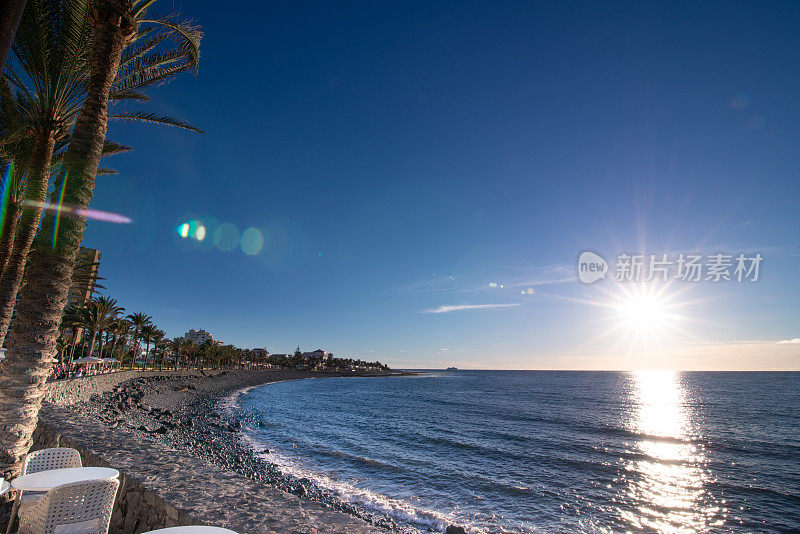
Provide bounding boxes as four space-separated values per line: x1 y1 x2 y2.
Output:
107 319 129 361
0 0 27 70
0 0 93 346
151 329 165 369
140 323 158 370
54 334 69 363
60 303 86 364
0 0 202 346
126 312 151 369
169 337 184 370
185 339 198 370
94 296 123 358
80 296 120 358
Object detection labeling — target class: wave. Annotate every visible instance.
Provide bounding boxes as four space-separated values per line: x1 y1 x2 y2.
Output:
251 441 469 533
217 384 265 415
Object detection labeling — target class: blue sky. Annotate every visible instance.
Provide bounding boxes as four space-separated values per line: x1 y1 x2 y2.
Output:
84 1 800 369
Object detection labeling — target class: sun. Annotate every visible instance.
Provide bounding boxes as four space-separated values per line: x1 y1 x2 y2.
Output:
608 284 686 346
617 293 669 330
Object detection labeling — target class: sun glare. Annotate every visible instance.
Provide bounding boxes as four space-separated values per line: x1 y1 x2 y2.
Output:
573 280 698 355
617 293 671 330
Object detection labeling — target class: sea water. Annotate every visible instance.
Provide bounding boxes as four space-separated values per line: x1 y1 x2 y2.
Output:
232 371 800 533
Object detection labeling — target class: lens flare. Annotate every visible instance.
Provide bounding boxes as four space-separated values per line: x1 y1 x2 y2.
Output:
214 223 239 251
0 161 12 239
176 220 210 241
20 199 133 225
240 227 263 255
52 171 69 248
177 223 190 238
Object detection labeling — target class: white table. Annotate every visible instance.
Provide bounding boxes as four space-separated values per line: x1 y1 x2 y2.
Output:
11 467 119 492
6 467 119 534
143 528 239 534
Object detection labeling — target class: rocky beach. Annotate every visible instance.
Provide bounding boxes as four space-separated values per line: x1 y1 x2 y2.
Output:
5 369 452 534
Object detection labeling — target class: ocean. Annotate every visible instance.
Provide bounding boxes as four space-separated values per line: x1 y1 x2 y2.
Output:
231 371 800 533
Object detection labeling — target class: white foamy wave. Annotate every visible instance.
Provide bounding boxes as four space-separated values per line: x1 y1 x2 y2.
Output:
261 447 472 533
217 384 265 415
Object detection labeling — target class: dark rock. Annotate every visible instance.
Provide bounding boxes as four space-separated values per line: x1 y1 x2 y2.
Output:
445 527 467 534
154 426 168 434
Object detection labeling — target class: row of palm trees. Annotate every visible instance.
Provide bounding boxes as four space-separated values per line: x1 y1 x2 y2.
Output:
0 0 204 477
58 298 154 366
57 296 273 372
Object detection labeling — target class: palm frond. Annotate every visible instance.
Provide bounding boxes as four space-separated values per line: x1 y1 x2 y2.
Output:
101 141 133 157
109 89 151 101
109 111 204 133
140 19 202 74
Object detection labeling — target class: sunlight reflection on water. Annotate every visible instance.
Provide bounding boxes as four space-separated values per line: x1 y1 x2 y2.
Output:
620 370 726 533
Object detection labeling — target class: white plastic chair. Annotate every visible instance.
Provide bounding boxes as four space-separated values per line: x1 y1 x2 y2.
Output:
142 528 239 533
20 448 82 508
17 478 120 534
22 447 83 474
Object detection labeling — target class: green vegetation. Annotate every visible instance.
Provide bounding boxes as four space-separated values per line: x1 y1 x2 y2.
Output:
0 0 202 477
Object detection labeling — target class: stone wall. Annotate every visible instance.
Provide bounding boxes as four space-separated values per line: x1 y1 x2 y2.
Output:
44 370 227 406
31 421 197 533
44 371 140 406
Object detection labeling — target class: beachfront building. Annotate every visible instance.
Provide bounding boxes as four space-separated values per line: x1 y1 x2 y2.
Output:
184 329 215 345
252 348 269 358
301 349 332 363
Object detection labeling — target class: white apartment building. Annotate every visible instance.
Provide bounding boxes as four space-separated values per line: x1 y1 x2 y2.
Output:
301 349 332 362
184 329 215 345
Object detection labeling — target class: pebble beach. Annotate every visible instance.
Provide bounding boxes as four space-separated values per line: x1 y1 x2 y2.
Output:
25 369 424 533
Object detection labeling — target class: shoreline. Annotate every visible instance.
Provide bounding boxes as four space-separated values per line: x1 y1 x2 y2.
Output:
38 369 426 533
213 375 458 534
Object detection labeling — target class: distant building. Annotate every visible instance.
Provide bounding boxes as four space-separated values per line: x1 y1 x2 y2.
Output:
301 349 332 362
184 329 214 345
67 247 102 307
252 348 269 358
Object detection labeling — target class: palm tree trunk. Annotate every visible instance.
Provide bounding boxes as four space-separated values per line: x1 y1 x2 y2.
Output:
68 328 78 364
0 3 129 477
0 200 21 277
87 328 97 357
97 329 105 358
109 333 117 359
0 0 26 73
131 328 140 369
0 132 56 346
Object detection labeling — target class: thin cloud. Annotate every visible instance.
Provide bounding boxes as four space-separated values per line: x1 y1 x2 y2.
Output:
423 303 520 314
777 338 800 344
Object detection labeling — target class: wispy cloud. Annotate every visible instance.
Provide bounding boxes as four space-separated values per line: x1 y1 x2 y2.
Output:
778 338 800 344
423 303 520 314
